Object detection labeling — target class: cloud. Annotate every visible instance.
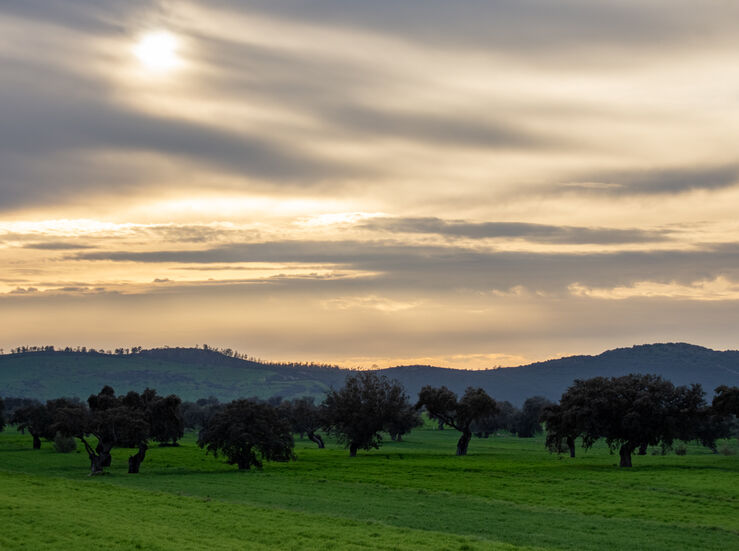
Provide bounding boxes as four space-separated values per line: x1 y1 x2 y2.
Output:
215 1 739 60
70 239 739 295
361 217 669 244
22 241 95 250
565 164 739 196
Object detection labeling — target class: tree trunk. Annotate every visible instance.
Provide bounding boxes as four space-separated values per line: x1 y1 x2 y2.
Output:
237 458 250 470
127 443 148 474
32 433 41 450
349 442 358 457
638 443 648 455
307 431 325 449
437 420 444 430
619 444 634 467
567 436 576 458
456 429 472 456
97 442 113 467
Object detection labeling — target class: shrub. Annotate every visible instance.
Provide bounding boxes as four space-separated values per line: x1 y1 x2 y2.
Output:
53 431 77 453
674 445 687 456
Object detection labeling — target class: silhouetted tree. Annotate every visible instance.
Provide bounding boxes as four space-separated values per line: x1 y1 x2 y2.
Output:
181 397 222 429
712 385 739 416
473 400 518 438
12 400 51 449
280 397 326 448
322 372 411 456
416 386 498 455
140 389 184 446
512 396 555 437
198 399 295 470
540 402 580 457
385 402 423 442
53 387 150 474
546 374 706 467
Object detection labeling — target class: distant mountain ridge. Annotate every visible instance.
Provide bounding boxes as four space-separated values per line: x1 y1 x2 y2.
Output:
0 343 737 405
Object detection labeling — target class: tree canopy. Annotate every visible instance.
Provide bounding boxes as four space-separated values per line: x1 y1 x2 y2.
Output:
512 396 554 438
321 372 412 456
416 386 498 455
543 374 707 467
279 397 326 448
198 399 295 470
712 385 739 416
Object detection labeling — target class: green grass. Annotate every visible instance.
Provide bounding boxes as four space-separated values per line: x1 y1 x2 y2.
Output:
1 429 737 550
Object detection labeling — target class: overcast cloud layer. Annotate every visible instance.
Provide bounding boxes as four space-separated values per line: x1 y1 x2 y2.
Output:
1 1 738 367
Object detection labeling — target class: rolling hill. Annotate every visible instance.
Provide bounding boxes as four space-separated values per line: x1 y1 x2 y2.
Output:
1 343 737 405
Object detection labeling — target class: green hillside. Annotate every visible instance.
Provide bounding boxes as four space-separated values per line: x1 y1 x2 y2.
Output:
1 342 738 404
0 349 342 402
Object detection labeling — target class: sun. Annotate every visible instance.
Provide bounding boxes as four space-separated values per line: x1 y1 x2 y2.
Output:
133 31 181 72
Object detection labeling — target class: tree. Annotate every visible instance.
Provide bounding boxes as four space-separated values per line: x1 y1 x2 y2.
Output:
181 397 222 429
198 399 295 470
141 389 184 446
416 386 498 455
512 396 554 438
712 385 739 416
540 402 580 458
385 402 423 442
545 374 706 467
280 397 326 448
473 400 518 438
0 397 5 432
12 400 52 449
322 372 412 456
53 386 150 475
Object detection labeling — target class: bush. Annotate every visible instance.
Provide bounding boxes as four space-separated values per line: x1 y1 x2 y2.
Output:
53 432 77 453
674 445 687 456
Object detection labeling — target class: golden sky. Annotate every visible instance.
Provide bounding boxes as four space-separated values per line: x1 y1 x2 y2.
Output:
1 1 739 368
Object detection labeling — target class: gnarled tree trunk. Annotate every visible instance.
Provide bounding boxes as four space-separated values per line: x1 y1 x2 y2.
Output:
32 433 41 450
128 443 148 474
619 443 635 467
456 429 472 456
307 431 325 449
567 436 576 458
81 437 112 475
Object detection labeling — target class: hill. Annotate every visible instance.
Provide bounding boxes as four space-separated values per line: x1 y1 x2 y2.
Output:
0 343 737 405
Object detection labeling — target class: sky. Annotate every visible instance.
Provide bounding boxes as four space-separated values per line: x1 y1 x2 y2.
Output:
1 1 738 369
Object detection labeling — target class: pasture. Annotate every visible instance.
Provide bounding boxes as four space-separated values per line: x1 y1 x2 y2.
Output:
1 429 737 550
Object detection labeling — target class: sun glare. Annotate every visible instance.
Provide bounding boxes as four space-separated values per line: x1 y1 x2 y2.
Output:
133 31 180 72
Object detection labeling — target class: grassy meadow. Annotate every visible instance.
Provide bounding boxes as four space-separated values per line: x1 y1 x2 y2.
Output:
1 428 737 550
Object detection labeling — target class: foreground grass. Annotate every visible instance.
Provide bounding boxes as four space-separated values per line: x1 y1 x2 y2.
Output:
1 430 737 550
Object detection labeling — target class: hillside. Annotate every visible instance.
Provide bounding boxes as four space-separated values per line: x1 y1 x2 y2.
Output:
0 343 737 405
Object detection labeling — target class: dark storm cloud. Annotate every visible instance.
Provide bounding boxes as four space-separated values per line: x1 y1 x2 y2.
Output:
71 240 739 293
361 217 668 244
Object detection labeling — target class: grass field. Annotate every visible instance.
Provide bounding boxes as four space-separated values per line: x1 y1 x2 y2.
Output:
1 428 737 550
